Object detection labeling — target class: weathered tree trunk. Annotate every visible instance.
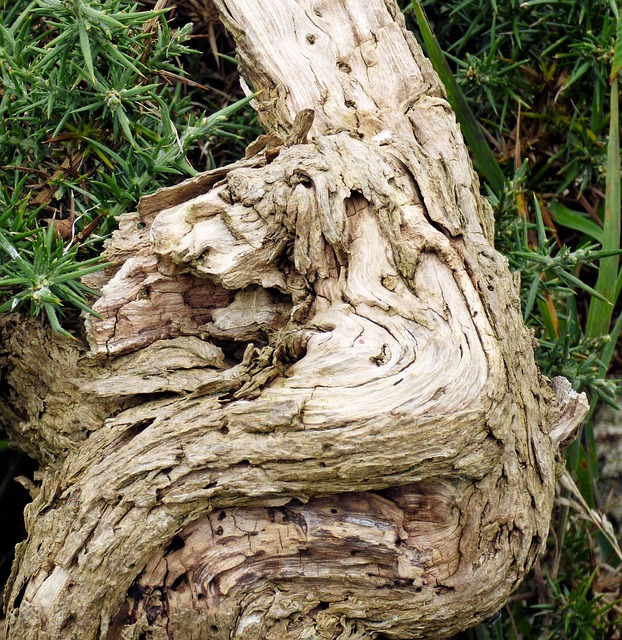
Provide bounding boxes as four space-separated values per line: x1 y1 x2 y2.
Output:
1 1 587 638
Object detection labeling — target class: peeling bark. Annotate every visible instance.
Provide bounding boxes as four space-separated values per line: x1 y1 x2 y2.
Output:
1 1 587 638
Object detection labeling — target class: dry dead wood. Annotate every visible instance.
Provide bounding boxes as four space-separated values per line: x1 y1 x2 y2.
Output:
1 1 587 638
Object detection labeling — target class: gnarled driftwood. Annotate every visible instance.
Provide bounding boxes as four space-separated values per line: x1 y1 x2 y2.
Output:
2 1 587 638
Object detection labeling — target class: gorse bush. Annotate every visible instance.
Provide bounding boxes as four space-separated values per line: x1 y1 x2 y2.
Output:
0 0 250 335
420 0 615 195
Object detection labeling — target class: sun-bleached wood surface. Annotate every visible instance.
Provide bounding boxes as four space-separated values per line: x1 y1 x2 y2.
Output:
2 1 587 638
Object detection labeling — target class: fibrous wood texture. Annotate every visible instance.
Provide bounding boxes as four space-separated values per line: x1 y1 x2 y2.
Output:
1 1 588 638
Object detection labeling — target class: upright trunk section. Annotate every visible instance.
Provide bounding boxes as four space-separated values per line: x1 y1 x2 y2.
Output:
2 1 587 638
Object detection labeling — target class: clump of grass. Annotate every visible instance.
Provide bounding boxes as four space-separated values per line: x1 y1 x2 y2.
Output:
413 0 615 198
0 0 252 334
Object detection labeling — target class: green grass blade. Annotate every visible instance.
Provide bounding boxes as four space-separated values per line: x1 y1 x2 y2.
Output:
523 275 541 320
586 76 621 338
601 310 622 374
55 283 101 317
0 230 21 260
559 270 613 304
549 201 604 243
612 8 622 83
77 17 95 84
43 303 75 339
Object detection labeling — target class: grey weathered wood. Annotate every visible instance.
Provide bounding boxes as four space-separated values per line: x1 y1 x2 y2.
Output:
2 1 587 638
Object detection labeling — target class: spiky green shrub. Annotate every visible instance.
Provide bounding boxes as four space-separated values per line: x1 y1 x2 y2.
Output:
0 0 250 333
